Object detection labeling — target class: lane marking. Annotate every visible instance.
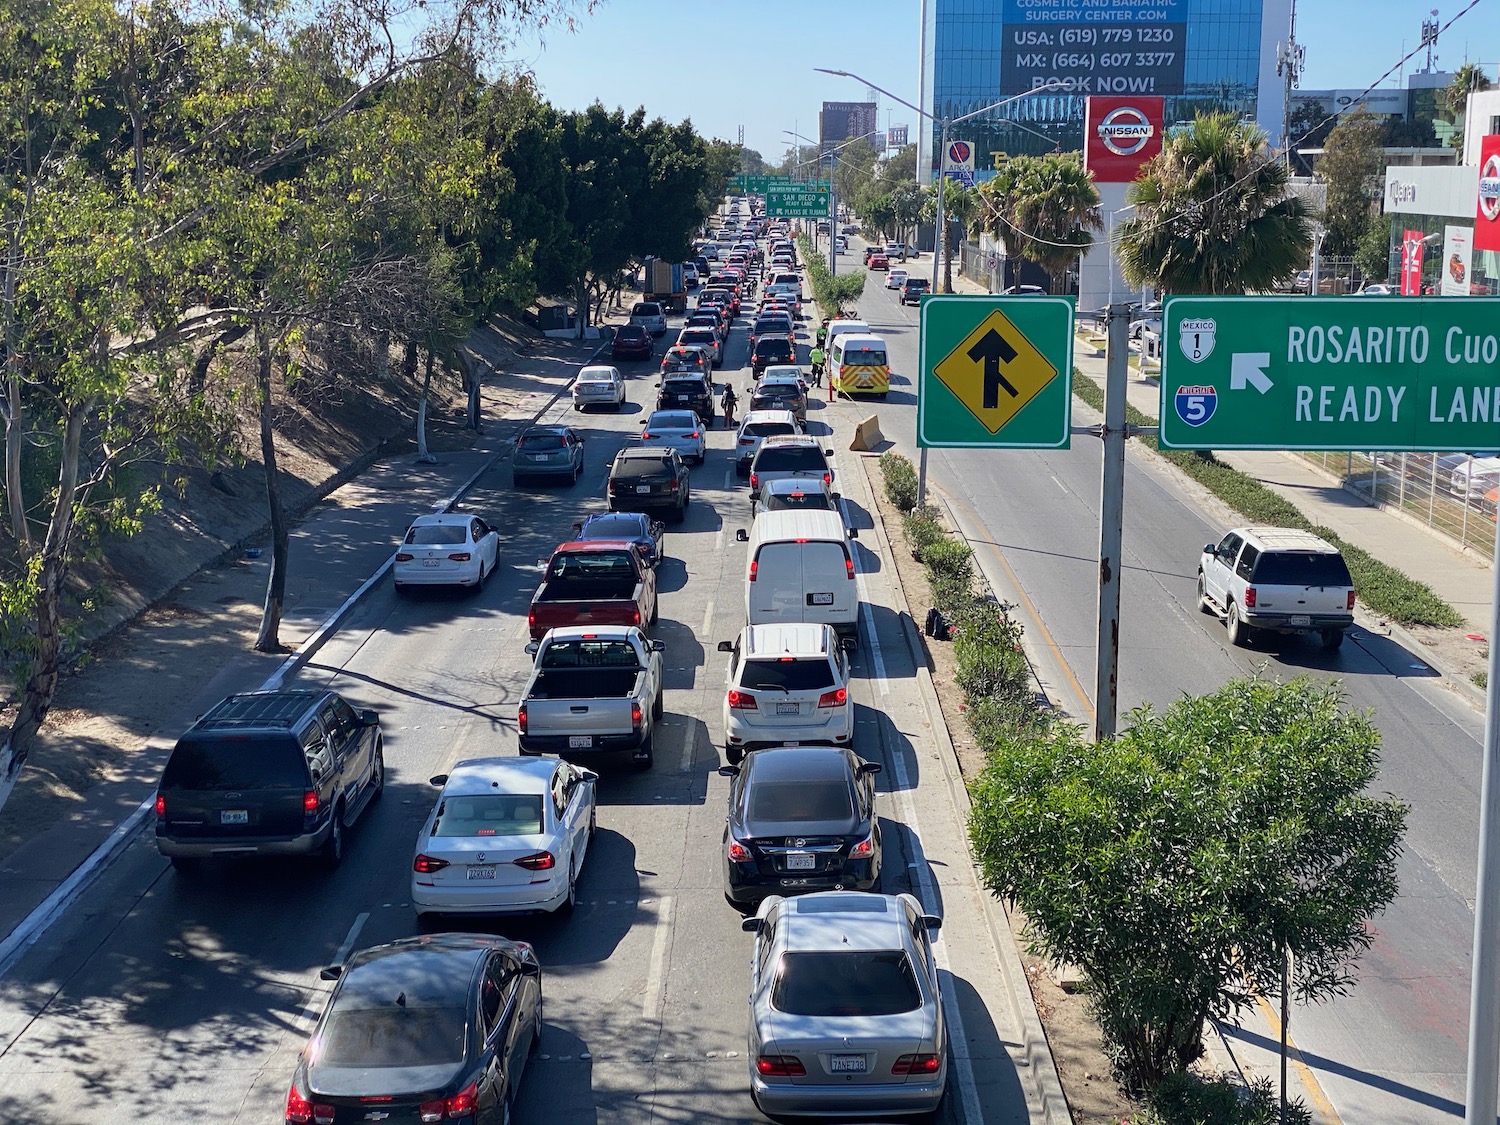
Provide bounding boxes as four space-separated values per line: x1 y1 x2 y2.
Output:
334 912 369 966
714 527 725 552
293 911 370 1034
845 495 890 697
642 895 674 1020
701 600 715 639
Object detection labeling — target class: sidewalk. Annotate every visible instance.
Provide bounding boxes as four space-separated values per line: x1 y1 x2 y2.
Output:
0 329 604 960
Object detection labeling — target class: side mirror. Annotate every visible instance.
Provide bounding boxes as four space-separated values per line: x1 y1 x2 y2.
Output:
649 639 666 652
735 528 749 542
859 762 883 776
1204 543 1218 555
841 637 857 652
824 448 834 456
319 966 344 981
429 774 449 787
641 419 649 425
741 917 761 933
716 640 734 653
922 914 943 932
524 642 539 657
717 765 740 778
847 528 859 540
360 709 380 727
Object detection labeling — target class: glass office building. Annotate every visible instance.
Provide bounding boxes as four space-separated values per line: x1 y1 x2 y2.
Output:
918 0 1292 183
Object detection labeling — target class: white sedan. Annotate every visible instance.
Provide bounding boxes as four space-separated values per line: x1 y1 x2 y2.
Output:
393 512 499 592
412 756 596 920
675 326 723 366
573 364 628 411
640 409 707 464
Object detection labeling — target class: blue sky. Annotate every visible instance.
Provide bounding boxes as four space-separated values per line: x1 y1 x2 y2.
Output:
511 1 1498 160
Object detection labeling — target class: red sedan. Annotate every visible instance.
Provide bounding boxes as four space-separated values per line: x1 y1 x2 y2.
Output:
868 252 890 271
612 324 654 361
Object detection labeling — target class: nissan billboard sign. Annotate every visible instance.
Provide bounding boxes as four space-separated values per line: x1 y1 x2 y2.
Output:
1083 96 1165 182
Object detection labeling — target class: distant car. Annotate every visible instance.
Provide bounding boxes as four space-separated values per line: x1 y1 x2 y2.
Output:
868 252 889 271
685 312 725 340
411 756 596 919
608 446 692 521
748 434 835 497
719 745 882 906
885 267 908 290
743 893 946 1121
900 277 930 305
572 364 627 412
682 261 700 289
734 410 801 476
862 246 880 265
394 512 500 592
640 408 708 465
611 323 654 361
717 623 854 760
749 374 808 422
841 223 859 234
286 934 541 1125
1001 284 1046 296
660 345 712 381
675 326 722 367
513 424 585 485
1198 526 1356 650
1129 317 1162 341
1292 269 1312 294
630 300 668 336
1357 283 1395 296
751 335 797 378
656 372 715 425
574 510 664 568
750 312 795 349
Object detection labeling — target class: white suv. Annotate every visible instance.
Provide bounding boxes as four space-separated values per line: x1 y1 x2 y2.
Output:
1197 527 1356 650
716 623 855 762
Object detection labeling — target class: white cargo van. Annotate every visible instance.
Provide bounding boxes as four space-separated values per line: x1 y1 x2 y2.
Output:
823 319 869 352
735 510 859 643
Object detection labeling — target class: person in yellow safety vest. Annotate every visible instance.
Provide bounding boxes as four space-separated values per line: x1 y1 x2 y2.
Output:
809 346 825 388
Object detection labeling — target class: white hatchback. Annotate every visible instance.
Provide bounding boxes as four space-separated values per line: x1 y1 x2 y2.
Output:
640 409 708 464
393 512 499 592
411 756 596 919
717 623 855 762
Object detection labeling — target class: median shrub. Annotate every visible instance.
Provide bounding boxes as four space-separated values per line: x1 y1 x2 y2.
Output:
903 505 944 559
880 451 919 512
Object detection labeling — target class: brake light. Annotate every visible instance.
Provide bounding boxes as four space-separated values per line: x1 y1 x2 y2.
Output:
517 702 527 733
395 552 414 562
631 702 643 728
443 1083 478 1119
669 478 680 490
643 432 656 439
154 793 165 818
849 833 874 859
303 789 320 814
845 556 855 580
748 559 758 582
817 688 847 709
1347 590 1357 610
727 689 758 710
631 608 641 626
756 1055 807 1077
822 471 831 485
689 431 700 439
285 1081 334 1124
527 607 536 631
513 851 556 871
413 854 450 875
892 1053 941 1075
749 472 758 489
1244 587 1257 609
728 838 752 861
448 552 471 562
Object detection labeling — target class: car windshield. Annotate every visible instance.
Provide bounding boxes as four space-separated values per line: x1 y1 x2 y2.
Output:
405 524 467 545
549 549 637 579
581 514 646 539
612 456 675 480
681 330 715 343
843 348 886 366
1250 552 1353 586
433 793 545 837
648 412 698 430
518 432 565 451
632 303 660 316
755 446 825 472
541 638 642 668
744 422 797 439
663 379 705 395
578 373 614 385
755 384 800 399
618 326 647 341
764 490 834 511
318 1006 468 1068
740 659 835 691
755 340 794 359
771 951 922 1017
162 737 304 790
749 778 853 822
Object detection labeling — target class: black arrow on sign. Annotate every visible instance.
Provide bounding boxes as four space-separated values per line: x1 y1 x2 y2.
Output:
966 329 1020 409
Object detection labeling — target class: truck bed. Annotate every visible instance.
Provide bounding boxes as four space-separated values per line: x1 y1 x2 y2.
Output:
527 669 642 700
534 577 641 603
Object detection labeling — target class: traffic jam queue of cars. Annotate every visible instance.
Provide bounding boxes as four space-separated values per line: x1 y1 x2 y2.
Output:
149 194 948 1124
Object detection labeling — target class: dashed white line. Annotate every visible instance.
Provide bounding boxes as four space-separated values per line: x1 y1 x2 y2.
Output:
334 912 369 966
702 599 715 637
642 896 674 1020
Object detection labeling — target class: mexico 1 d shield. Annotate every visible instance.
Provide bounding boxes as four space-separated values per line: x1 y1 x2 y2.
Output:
1174 385 1217 427
1178 318 1216 363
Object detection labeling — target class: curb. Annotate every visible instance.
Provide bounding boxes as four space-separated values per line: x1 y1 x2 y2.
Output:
854 455 1072 1125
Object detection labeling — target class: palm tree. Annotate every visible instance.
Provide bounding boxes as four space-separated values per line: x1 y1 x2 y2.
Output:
1445 63 1493 160
927 182 982 293
978 153 1101 293
1116 112 1312 296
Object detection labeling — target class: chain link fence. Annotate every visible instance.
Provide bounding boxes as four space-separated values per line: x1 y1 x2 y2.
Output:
1297 451 1498 561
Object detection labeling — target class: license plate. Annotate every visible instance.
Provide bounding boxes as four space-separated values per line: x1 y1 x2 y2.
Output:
534 454 550 461
569 735 594 749
830 1054 867 1073
220 809 248 825
809 592 834 606
1290 615 1311 626
466 866 496 880
423 559 441 567
636 485 652 494
776 702 800 716
786 852 815 871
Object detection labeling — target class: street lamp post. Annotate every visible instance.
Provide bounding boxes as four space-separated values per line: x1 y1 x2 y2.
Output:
816 69 1065 505
1106 205 1135 308
787 129 869 279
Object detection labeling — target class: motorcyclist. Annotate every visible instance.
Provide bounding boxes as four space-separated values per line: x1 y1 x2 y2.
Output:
720 383 738 427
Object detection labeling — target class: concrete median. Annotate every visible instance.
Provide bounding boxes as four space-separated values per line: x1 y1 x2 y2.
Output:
849 414 885 452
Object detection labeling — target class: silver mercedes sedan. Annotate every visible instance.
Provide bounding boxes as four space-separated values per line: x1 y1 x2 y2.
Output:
742 891 947 1119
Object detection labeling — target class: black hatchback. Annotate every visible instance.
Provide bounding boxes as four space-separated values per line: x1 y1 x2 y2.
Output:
286 934 542 1125
719 746 883 908
608 446 692 521
655 373 714 425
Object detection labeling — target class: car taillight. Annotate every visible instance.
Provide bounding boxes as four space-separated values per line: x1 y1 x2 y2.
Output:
642 432 656 439
448 552 471 562
442 1083 477 1119
822 471 831 485
669 478 680 490
1244 586 1257 608
740 437 754 445
849 833 874 859
395 552 413 562
748 559 758 582
285 1081 333 1125
527 607 537 631
303 789 320 814
631 702 643 728
1347 590 1357 610
727 689 758 710
845 556 855 580
513 851 556 871
631 608 641 626
756 1055 806 1077
154 793 165 818
517 702 528 734
727 838 753 861
749 472 758 489
817 688 847 709
413 854 450 875
892 1053 941 1075
689 431 700 439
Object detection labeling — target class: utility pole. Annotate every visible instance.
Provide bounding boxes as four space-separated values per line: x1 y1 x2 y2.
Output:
1092 305 1131 741
1276 0 1304 169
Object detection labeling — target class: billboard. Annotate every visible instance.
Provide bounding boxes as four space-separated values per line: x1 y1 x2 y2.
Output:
888 124 909 148
942 139 976 187
1441 226 1473 297
1399 230 1426 296
1083 97 1165 183
820 101 878 147
1000 0 1186 96
1477 135 1500 253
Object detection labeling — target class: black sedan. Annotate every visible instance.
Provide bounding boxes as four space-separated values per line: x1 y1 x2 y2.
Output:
719 746 883 909
573 510 665 568
611 324 654 361
286 934 542 1125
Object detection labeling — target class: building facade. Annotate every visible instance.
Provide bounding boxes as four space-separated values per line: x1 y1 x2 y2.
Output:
819 101 880 152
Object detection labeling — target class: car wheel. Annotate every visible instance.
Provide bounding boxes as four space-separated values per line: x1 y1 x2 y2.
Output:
724 891 754 916
726 746 743 766
169 856 202 875
414 911 442 933
475 560 488 593
393 581 408 597
320 806 345 869
634 736 654 771
651 688 664 720
588 804 597 841
673 499 686 523
559 861 577 915
1226 602 1251 648
574 459 584 482
1321 628 1345 651
1196 573 1213 614
573 403 581 411
370 738 385 800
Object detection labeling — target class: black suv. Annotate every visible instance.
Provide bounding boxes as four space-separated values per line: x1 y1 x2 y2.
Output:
656 373 715 425
751 336 796 377
900 276 931 305
608 446 692 521
154 690 383 871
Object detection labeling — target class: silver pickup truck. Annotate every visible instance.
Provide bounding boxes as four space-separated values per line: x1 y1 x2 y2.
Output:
517 626 666 769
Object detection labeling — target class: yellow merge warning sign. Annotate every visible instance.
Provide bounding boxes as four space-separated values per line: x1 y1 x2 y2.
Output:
931 308 1060 433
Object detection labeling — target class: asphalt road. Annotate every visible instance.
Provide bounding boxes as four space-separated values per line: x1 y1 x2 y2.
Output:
835 248 1493 1125
0 276 1048 1124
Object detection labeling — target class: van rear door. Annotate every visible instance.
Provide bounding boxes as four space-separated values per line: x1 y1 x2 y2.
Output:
746 542 855 627
800 542 856 626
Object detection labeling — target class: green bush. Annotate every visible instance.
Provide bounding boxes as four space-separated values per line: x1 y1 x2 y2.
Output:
950 600 1031 704
921 536 974 590
1127 1072 1312 1125
903 505 944 558
880 451 919 512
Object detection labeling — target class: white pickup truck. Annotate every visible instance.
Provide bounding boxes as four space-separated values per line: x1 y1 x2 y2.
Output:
517 626 666 769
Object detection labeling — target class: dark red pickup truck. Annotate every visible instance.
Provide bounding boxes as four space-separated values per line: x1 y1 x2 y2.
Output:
527 540 660 641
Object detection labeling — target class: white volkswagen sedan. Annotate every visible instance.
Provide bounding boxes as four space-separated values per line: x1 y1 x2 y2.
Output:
573 364 628 411
393 512 499 593
412 757 596 921
640 409 708 464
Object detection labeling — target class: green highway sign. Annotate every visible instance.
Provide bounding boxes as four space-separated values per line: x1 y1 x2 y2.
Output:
766 187 831 218
1159 296 1500 451
917 295 1074 449
732 175 831 198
